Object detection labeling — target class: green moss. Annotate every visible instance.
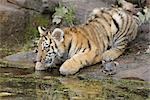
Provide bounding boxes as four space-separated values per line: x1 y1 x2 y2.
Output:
100 78 150 100
0 48 15 58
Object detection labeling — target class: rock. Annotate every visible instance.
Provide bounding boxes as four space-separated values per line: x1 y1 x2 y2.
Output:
139 23 150 41
3 51 36 64
0 0 43 57
114 66 150 81
49 0 116 23
0 4 26 48
7 0 26 6
7 0 42 12
112 54 150 82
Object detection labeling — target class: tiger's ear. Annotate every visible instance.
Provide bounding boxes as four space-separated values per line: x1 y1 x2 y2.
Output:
38 26 46 36
52 28 64 42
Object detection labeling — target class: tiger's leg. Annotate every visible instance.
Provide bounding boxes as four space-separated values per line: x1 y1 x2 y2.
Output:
102 47 125 62
102 41 127 75
59 50 102 75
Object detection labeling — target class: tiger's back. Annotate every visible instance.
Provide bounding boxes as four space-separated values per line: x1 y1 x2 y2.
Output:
65 7 139 57
79 7 139 51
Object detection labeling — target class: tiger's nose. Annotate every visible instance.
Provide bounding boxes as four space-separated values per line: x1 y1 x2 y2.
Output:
33 59 41 64
33 60 37 64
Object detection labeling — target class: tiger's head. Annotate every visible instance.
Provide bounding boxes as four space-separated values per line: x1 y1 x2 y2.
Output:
35 26 66 70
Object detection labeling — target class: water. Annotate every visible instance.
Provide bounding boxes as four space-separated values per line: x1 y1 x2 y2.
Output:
0 66 149 100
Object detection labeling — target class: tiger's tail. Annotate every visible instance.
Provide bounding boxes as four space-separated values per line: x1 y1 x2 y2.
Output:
136 7 150 25
118 0 150 25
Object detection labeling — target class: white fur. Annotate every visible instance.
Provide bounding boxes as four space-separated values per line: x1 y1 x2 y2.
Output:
92 8 100 14
38 26 46 36
52 28 64 42
112 12 122 28
111 20 118 34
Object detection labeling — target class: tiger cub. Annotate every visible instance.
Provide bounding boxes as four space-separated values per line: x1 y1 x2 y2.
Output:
35 7 141 75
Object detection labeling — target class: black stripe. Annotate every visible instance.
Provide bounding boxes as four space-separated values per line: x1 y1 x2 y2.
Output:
47 45 50 48
87 40 91 50
101 12 111 26
116 46 126 51
116 15 132 42
50 39 52 44
41 27 46 31
117 43 127 48
82 48 86 52
114 12 125 42
68 39 72 53
79 26 90 38
112 18 119 33
107 35 110 43
44 36 47 40
114 37 127 47
87 22 99 43
123 15 132 37
125 17 134 37
53 40 58 49
94 19 112 42
75 42 82 54
75 47 81 54
51 46 54 51
93 19 107 33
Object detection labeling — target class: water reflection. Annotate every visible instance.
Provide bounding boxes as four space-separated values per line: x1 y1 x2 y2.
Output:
34 68 61 78
0 67 32 76
0 67 149 100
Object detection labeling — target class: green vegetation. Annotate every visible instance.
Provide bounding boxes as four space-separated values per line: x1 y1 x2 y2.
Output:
52 3 76 26
101 78 150 100
0 48 16 58
23 14 49 51
24 14 49 41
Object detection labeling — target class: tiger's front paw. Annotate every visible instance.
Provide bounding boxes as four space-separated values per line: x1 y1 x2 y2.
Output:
59 60 80 75
35 62 48 71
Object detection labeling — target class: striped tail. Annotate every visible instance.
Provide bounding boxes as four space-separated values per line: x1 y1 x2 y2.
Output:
136 7 150 25
118 0 150 25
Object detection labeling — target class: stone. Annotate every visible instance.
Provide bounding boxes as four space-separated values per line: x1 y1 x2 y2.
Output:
7 0 42 12
3 51 36 64
115 66 150 81
0 4 26 48
49 0 116 23
0 0 43 58
7 0 26 7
